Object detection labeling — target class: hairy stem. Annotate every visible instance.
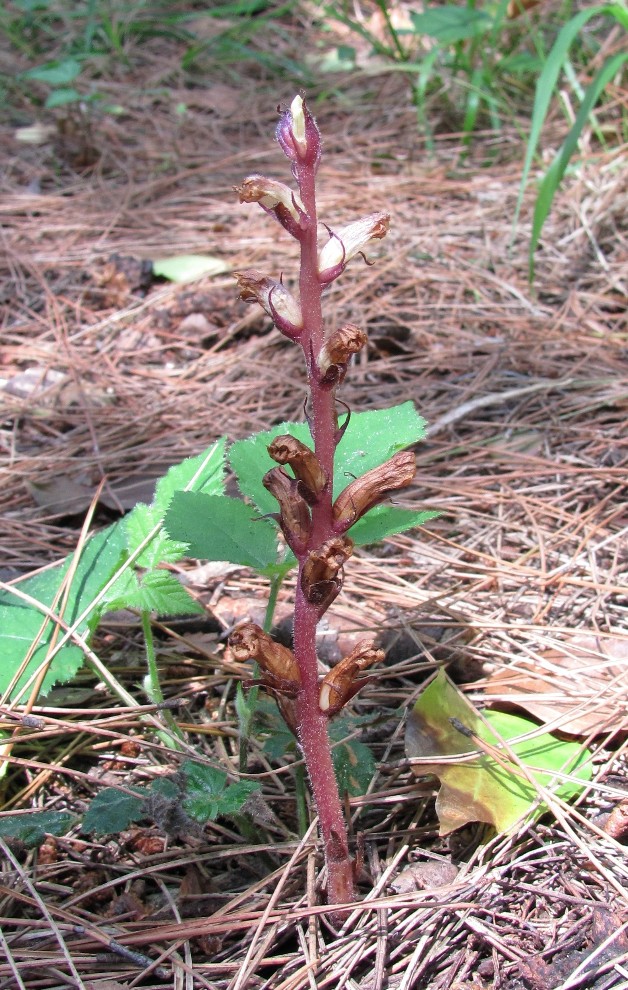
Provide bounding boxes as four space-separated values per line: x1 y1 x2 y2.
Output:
291 157 355 910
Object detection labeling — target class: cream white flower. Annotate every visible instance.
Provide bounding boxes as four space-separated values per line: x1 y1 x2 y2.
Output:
235 174 305 223
318 212 390 282
234 270 303 339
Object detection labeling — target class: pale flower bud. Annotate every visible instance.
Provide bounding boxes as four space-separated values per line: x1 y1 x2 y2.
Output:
318 213 390 284
234 270 303 339
235 174 305 237
276 95 321 168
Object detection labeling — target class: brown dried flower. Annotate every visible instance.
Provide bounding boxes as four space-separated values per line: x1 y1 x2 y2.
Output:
263 466 312 552
333 450 416 531
229 622 300 695
301 536 354 609
268 435 327 503
319 641 385 716
317 324 368 387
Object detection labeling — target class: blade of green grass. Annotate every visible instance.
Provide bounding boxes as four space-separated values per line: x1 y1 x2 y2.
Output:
514 4 628 234
529 50 627 279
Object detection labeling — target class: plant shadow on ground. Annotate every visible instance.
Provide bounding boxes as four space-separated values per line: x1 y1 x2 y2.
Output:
0 2 627 988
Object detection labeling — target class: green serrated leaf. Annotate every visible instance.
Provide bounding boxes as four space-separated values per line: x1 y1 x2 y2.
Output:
350 505 439 546
213 778 260 817
409 6 491 44
82 788 145 836
45 88 81 108
164 492 280 572
330 718 376 797
0 439 228 702
124 504 189 568
153 439 226 513
103 567 142 612
148 776 179 800
153 255 229 283
0 810 75 848
115 570 202 615
0 522 127 699
406 670 593 835
181 760 259 822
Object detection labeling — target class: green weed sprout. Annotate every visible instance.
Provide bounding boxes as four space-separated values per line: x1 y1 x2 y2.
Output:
229 96 417 915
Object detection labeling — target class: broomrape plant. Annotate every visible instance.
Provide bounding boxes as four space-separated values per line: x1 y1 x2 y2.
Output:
230 96 417 913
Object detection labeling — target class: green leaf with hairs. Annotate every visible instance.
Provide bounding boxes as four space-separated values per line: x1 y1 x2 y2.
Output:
181 761 260 822
0 810 75 848
164 492 282 574
0 522 127 699
82 787 146 836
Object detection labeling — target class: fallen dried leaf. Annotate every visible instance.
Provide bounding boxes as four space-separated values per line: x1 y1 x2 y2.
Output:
603 797 628 843
390 859 459 893
485 634 628 735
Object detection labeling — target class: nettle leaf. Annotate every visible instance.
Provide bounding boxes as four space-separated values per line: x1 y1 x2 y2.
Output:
23 58 83 85
0 522 127 699
181 760 259 822
406 670 593 835
45 88 81 108
333 402 427 497
164 492 281 574
229 402 427 517
107 570 203 616
229 420 311 517
153 439 226 513
0 440 227 700
82 787 145 836
124 504 189 568
350 504 439 546
0 810 75 848
330 717 376 797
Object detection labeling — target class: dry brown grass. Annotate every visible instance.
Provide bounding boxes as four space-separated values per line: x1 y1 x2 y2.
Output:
1 8 627 989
